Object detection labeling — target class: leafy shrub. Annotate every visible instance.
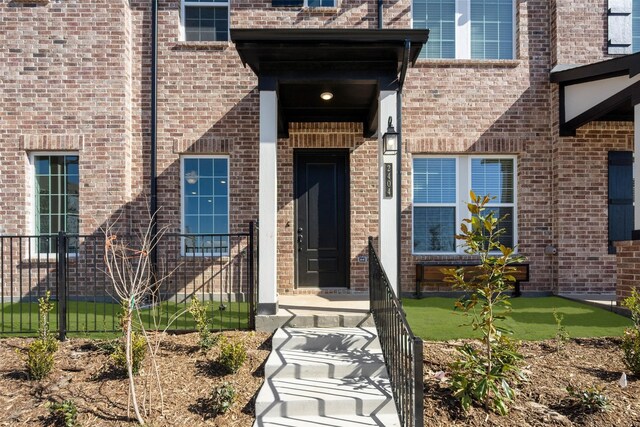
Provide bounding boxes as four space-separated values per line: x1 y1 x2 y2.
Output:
111 331 147 375
621 288 640 375
444 192 526 415
566 385 609 413
621 328 640 375
188 298 219 351
218 339 247 374
47 400 79 427
210 382 236 415
553 309 570 352
26 292 58 380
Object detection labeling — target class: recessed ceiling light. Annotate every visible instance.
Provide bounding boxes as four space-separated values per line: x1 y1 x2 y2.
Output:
320 92 333 101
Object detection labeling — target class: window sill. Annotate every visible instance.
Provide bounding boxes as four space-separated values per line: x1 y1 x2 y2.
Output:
172 41 231 51
414 58 521 69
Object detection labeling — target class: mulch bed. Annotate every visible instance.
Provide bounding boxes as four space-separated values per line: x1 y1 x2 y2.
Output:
424 338 640 426
0 331 271 426
2 333 639 426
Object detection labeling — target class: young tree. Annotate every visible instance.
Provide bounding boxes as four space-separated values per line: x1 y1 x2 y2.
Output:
444 191 526 415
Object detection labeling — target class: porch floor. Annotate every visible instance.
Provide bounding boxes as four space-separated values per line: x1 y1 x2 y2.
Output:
279 294 370 314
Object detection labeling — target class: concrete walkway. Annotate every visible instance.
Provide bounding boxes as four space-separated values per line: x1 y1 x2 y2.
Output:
253 327 400 427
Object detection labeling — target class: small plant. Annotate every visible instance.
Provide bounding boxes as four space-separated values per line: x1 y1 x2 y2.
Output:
26 292 58 380
444 192 526 415
188 298 219 351
621 288 640 375
112 330 147 375
47 400 79 427
566 385 609 413
553 309 570 352
210 382 236 416
217 338 247 374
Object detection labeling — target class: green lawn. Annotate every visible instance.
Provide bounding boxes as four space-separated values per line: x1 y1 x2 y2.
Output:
1 300 251 338
403 296 633 341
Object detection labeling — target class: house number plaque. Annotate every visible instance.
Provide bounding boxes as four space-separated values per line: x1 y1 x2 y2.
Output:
384 163 393 198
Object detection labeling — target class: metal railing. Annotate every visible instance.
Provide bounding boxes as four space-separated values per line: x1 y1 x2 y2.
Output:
368 237 423 427
0 222 257 338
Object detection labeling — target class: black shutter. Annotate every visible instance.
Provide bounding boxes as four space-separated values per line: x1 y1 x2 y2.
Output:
608 151 634 254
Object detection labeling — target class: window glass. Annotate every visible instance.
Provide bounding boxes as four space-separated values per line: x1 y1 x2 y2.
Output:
413 158 456 204
182 157 229 255
412 156 516 254
413 207 456 252
34 155 79 253
471 158 515 248
413 0 513 59
470 0 513 59
471 158 514 203
414 0 456 59
183 1 228 42
412 158 457 253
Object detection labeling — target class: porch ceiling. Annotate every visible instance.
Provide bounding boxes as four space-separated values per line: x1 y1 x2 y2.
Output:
551 52 640 136
231 29 430 138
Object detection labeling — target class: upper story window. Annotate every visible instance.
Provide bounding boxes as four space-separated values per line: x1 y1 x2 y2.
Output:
32 154 79 253
181 0 229 42
412 155 516 255
413 0 514 60
272 0 335 7
181 156 229 256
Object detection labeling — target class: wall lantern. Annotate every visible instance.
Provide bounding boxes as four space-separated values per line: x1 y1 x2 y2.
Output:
185 170 198 185
383 116 399 154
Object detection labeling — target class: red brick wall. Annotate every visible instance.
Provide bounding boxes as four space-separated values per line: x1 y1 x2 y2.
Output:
615 240 640 301
0 0 634 299
0 0 133 235
551 0 609 66
554 123 634 294
403 0 555 294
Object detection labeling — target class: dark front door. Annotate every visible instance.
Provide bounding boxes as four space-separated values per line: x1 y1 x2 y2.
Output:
295 150 349 288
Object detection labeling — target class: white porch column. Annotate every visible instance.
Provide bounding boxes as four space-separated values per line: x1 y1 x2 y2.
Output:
258 90 278 315
635 103 640 230
378 90 398 294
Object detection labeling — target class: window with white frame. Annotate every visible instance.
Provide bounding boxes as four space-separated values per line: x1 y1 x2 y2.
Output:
181 156 229 256
412 156 516 254
413 0 514 60
272 0 335 7
181 0 229 42
32 154 79 253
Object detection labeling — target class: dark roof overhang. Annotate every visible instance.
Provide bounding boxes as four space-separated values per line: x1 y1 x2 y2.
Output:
231 29 429 137
550 52 640 136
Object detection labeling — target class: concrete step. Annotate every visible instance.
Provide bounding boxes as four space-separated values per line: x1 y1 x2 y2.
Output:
272 326 381 351
254 413 401 427
265 348 387 379
256 311 374 331
255 376 397 418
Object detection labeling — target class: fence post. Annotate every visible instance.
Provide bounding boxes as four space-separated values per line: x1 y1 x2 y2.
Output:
248 221 255 329
57 231 67 341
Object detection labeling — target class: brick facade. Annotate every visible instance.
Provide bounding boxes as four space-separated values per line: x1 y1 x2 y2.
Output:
0 0 636 300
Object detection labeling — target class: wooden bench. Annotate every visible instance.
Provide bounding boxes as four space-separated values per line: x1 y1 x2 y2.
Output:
415 262 530 298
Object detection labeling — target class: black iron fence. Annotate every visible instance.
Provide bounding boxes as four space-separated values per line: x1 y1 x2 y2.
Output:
0 223 257 338
368 237 424 427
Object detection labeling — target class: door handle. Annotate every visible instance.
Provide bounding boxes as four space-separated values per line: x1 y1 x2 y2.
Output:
297 234 303 243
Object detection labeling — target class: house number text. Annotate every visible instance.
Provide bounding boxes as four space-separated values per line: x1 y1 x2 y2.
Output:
384 163 393 198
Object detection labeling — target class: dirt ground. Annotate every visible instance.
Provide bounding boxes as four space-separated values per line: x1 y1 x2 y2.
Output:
424 338 640 427
1 333 639 426
0 331 272 426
